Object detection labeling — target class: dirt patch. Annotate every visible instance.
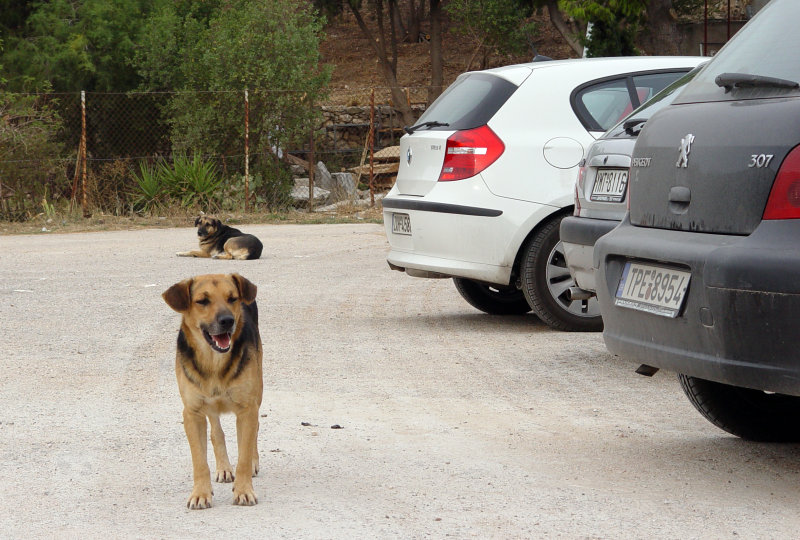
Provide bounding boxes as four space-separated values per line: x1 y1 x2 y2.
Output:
321 7 576 106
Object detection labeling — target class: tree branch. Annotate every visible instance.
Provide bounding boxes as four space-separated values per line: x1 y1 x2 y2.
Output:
545 0 583 57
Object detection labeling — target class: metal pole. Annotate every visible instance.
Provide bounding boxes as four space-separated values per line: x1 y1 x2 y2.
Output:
80 90 89 218
703 0 708 56
369 89 375 207
308 100 315 213
244 88 250 213
727 0 731 41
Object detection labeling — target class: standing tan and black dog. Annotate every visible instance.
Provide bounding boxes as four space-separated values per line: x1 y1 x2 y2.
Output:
177 216 263 260
162 273 263 509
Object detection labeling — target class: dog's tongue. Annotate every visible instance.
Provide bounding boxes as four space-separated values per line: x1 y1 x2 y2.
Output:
212 332 231 350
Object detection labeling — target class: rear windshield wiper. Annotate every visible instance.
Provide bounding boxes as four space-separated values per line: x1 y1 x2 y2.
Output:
623 117 647 135
404 121 450 134
715 72 800 93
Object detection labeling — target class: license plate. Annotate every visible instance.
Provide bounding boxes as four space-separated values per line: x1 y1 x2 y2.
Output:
392 213 411 235
591 168 628 202
615 261 690 318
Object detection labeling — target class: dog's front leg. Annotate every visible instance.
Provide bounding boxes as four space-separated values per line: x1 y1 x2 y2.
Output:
232 406 259 505
176 250 210 258
183 408 213 509
208 414 234 482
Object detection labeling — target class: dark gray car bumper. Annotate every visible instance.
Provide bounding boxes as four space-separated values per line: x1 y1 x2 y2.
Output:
595 217 800 396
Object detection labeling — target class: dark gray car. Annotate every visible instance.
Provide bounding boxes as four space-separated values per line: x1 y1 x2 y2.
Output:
594 0 800 441
561 64 704 296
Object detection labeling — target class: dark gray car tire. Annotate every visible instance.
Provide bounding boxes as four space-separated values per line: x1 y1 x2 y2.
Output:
678 374 800 442
520 215 602 332
453 277 532 315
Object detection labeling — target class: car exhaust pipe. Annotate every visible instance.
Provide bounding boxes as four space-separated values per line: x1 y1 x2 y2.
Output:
566 286 594 301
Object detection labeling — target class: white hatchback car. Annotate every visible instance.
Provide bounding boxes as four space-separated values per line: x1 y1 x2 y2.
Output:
383 56 705 331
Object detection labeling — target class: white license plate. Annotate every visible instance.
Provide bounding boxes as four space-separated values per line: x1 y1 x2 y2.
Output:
591 168 628 202
392 212 411 235
615 262 690 318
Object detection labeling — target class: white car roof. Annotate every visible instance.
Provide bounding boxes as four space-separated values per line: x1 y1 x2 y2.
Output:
475 56 707 86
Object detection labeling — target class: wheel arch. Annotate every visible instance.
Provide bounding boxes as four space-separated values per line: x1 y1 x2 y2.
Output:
510 205 574 283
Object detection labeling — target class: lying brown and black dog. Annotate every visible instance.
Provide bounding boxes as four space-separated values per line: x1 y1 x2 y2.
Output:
177 216 263 260
163 273 263 509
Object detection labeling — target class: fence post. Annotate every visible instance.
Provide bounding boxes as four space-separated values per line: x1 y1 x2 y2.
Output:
308 98 316 213
244 88 250 214
369 89 375 207
80 90 89 218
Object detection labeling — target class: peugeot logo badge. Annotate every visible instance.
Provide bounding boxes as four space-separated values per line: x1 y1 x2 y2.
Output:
406 147 413 166
676 134 695 168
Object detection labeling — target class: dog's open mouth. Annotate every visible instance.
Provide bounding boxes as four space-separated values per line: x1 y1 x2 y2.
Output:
203 330 232 353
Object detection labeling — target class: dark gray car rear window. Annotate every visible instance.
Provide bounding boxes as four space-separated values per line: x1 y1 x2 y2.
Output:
677 0 800 103
414 73 518 131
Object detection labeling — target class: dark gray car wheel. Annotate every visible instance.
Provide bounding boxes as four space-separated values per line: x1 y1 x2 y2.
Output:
678 374 800 442
520 215 602 332
453 277 532 315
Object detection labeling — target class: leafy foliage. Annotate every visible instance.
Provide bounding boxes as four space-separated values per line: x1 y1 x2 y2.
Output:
446 0 537 69
136 0 330 209
560 0 646 57
0 91 66 221
1 0 155 92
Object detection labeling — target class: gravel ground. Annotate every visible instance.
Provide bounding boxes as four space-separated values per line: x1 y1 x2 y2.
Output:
1 223 799 539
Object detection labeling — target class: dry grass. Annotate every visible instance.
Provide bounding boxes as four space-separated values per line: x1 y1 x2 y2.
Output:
0 203 384 236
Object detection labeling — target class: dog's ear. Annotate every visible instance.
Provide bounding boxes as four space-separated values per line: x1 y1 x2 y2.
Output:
194 216 201 227
163 278 193 312
231 274 257 304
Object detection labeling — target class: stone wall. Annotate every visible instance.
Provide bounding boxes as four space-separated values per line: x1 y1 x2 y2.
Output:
317 104 426 152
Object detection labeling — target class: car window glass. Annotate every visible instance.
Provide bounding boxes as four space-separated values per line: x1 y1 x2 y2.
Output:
576 79 633 132
414 73 518 131
631 72 684 103
605 66 703 138
677 0 800 102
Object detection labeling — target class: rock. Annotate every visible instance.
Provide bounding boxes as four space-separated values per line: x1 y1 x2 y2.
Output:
291 178 330 207
315 161 334 190
331 172 357 198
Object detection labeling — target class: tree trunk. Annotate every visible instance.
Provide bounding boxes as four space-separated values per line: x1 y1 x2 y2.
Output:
640 0 682 55
544 0 583 57
348 2 416 126
428 0 444 105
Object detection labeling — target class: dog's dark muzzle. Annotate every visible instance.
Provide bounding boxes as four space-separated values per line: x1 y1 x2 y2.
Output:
202 313 236 353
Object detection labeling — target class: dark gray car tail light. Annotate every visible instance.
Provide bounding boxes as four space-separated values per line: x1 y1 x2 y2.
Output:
763 144 800 219
438 125 505 182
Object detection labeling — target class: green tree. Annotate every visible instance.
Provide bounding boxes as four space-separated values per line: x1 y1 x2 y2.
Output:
446 0 537 71
136 0 331 209
0 40 66 220
1 0 158 92
559 0 647 57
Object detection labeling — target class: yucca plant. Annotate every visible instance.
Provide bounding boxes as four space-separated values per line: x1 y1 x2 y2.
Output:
132 161 165 213
163 153 223 210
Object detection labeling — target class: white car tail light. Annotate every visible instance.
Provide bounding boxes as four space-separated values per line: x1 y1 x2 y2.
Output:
438 125 505 182
763 144 800 219
574 165 586 216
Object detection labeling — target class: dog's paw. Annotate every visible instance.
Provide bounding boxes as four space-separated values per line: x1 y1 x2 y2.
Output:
215 468 234 483
232 483 258 506
187 491 213 510
176 251 189 257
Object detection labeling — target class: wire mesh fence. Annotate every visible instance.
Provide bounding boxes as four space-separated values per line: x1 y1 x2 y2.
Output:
0 88 428 221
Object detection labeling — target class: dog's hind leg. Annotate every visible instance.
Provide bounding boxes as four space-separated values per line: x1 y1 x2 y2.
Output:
208 413 234 483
